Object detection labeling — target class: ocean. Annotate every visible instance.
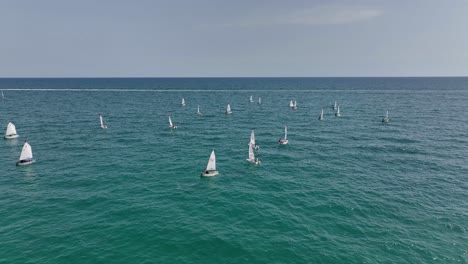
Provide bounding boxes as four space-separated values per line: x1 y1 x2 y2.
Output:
0 77 467 263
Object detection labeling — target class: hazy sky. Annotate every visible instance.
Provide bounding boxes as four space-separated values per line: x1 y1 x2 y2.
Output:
1 0 467 77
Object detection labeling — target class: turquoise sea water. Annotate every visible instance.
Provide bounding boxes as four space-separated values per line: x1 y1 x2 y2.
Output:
0 78 467 263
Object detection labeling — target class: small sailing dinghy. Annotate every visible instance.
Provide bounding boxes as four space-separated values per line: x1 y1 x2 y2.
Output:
292 101 297 110
318 109 324 121
181 98 186 107
289 100 294 108
249 130 260 150
333 101 337 110
279 125 289 145
1 90 4 99
168 115 177 129
4 122 19 139
225 103 232 115
382 111 390 123
99 114 108 129
197 105 202 115
335 106 341 117
16 141 35 166
246 142 261 165
249 95 254 103
258 97 262 104
200 150 219 177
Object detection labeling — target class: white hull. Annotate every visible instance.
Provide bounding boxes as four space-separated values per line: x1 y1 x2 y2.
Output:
101 125 107 129
246 158 261 165
225 111 232 115
382 118 389 123
200 171 219 177
5 134 19 139
254 145 259 150
170 125 177 129
279 139 288 145
16 159 35 166
335 113 341 117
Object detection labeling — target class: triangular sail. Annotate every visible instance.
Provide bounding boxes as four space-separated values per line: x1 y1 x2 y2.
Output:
168 116 173 126
293 101 297 107
226 104 231 112
284 126 288 140
249 130 255 145
386 111 389 118
248 143 255 160
197 105 200 114
258 97 261 104
5 122 17 136
181 98 185 105
250 95 253 102
100 115 104 126
206 150 216 171
337 106 340 114
1 90 4 99
19 142 33 161
334 101 337 109
289 100 293 107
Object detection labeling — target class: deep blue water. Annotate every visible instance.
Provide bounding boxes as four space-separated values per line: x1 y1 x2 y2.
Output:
0 78 467 263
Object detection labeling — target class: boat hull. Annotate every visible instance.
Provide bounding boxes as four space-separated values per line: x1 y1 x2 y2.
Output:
225 111 232 115
101 125 108 129
382 118 389 123
169 125 177 129
4 134 19 139
279 140 288 145
16 159 35 166
200 171 219 177
246 159 261 165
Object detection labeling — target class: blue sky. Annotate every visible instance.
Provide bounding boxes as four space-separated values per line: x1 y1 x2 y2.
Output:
1 0 467 77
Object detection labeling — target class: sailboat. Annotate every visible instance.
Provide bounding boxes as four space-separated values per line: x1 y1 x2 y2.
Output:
168 115 177 129
197 105 202 115
181 98 186 107
246 143 261 165
249 130 260 150
278 125 289 145
382 111 390 123
318 109 324 121
99 114 108 129
258 97 262 104
292 101 297 110
333 101 337 110
289 100 294 108
1 90 4 99
200 150 219 177
225 103 232 115
16 141 35 166
335 106 341 117
4 122 19 139
249 95 254 103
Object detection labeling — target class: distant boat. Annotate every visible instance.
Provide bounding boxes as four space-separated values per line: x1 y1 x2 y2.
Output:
292 101 297 110
1 90 4 99
278 125 289 145
258 97 262 104
333 101 337 110
16 141 35 166
200 150 219 177
168 115 177 129
225 103 232 115
289 100 294 108
382 111 390 123
197 105 202 115
246 142 261 165
249 95 254 103
4 122 19 139
181 98 186 107
249 130 260 150
335 106 341 117
99 114 108 129
318 109 324 121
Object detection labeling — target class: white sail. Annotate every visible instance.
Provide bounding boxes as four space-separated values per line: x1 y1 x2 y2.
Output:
319 109 324 120
337 106 340 114
206 150 216 171
284 126 288 140
248 143 255 160
249 130 256 146
294 101 297 107
258 97 262 104
181 98 186 106
19 142 33 161
100 115 103 126
249 95 254 102
197 105 201 114
168 116 173 127
5 122 17 136
1 90 4 99
226 103 232 113
289 100 294 107
386 111 389 118
334 101 337 109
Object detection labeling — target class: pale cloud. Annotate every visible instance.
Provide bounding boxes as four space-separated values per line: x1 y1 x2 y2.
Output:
220 5 382 27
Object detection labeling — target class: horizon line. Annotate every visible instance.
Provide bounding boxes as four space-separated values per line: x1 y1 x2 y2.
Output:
0 76 468 79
